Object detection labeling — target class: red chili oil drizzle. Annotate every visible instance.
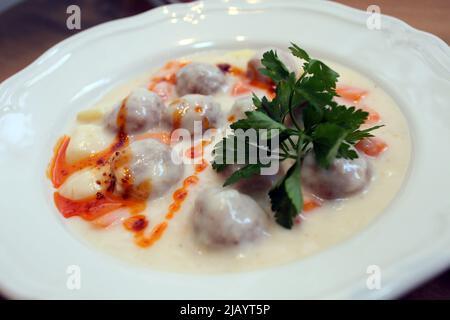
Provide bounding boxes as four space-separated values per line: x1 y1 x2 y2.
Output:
130 141 210 248
223 64 276 98
49 100 147 221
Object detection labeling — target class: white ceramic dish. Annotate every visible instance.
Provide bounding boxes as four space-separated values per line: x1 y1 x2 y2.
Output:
1 0 449 299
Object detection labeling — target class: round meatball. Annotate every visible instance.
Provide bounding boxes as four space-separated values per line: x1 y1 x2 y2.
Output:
112 139 183 199
105 88 164 134
301 151 372 200
193 188 268 248
176 62 226 96
247 48 300 84
164 94 223 134
228 96 255 121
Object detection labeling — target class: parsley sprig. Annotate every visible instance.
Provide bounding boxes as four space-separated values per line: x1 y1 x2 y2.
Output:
212 43 383 228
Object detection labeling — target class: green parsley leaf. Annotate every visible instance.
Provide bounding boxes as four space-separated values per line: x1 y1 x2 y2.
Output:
269 161 303 229
337 142 358 160
212 43 383 228
223 163 265 187
296 60 339 108
289 43 310 62
259 50 290 83
323 104 368 131
302 103 324 131
231 111 287 131
346 125 384 144
312 123 348 168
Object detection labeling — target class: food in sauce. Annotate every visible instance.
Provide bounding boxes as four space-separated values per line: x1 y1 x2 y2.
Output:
301 151 372 200
246 48 300 84
193 188 269 247
105 88 165 134
112 139 183 200
163 94 223 134
47 45 410 273
175 62 226 96
228 96 255 122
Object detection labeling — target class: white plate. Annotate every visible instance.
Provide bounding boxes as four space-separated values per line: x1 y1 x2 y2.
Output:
1 0 450 299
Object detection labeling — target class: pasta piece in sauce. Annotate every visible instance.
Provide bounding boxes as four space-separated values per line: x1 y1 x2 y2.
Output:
65 124 111 164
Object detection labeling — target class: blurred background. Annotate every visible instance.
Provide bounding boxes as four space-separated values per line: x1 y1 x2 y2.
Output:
0 0 449 299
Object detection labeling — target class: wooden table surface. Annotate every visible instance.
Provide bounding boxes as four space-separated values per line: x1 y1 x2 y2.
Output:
0 0 449 299
335 0 450 43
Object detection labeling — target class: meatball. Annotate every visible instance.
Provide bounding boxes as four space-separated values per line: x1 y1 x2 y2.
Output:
193 188 268 248
247 48 300 84
228 96 255 121
105 88 164 134
176 62 226 96
163 94 223 134
112 139 183 199
301 151 372 199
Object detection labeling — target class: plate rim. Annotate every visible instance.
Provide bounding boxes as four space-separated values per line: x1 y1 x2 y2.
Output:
1 0 449 91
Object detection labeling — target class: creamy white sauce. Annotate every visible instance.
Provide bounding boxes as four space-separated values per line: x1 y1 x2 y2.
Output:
62 49 411 273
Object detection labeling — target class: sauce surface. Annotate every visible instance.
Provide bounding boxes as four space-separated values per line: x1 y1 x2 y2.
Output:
50 49 411 273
